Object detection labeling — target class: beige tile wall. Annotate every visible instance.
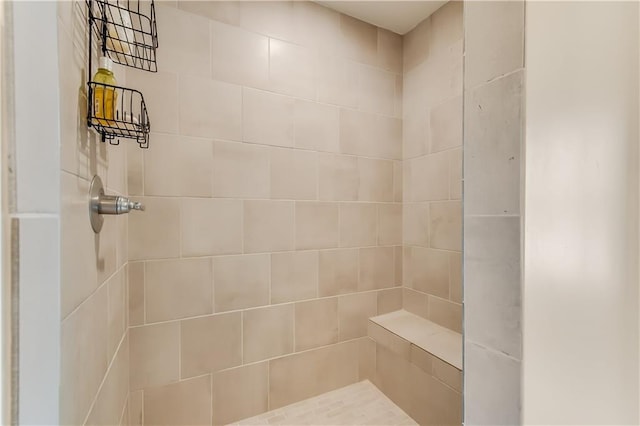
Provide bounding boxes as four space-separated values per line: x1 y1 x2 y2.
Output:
402 2 463 334
58 1 130 424
126 1 403 424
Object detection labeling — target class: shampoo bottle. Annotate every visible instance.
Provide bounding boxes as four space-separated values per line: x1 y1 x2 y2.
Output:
93 56 118 126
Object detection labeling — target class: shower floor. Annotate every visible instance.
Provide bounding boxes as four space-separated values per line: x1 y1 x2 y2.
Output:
232 380 417 426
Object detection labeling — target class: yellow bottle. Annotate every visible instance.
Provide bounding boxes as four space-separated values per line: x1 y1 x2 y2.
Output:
92 56 118 126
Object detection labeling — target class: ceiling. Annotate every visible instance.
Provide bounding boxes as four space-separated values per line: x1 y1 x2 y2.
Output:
316 1 448 35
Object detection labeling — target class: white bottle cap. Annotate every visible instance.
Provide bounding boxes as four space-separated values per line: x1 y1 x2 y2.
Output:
99 56 114 72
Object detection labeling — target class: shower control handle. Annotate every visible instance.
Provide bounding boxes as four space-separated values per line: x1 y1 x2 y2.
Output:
90 175 144 233
96 194 145 215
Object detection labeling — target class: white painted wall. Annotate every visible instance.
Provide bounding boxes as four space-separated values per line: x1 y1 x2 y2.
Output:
523 2 639 424
11 2 61 424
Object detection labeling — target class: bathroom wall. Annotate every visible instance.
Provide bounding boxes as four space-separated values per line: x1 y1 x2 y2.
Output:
401 1 463 333
125 2 403 424
57 1 130 424
463 1 524 424
9 2 61 423
523 2 639 423
364 3 464 424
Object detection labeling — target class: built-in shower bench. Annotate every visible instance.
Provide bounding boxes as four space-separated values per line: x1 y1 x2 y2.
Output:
368 310 462 372
366 310 463 423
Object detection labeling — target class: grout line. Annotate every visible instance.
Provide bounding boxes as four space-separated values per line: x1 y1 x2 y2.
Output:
81 329 129 426
128 286 394 329
61 262 127 323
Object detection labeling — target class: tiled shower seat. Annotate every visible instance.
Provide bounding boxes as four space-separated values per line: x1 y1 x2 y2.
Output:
368 310 462 370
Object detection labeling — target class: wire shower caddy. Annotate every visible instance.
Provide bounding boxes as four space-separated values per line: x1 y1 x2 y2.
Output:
86 0 158 148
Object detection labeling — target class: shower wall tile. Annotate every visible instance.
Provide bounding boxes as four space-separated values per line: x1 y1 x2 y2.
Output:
129 322 180 390
128 390 143 426
212 362 269 425
318 248 359 297
464 71 523 216
155 6 211 77
61 172 98 318
239 1 294 41
144 258 213 323
269 38 317 100
142 134 213 197
178 1 241 26
85 334 129 426
60 285 109 425
338 292 378 340
126 70 179 135
464 342 521 425
339 203 378 248
243 304 294 362
271 251 319 303
242 88 295 147
393 161 403 202
464 216 522 359
340 109 402 160
127 143 144 196
180 198 243 257
377 288 403 315
295 202 340 249
464 0 524 89
403 288 429 319
428 296 463 334
212 140 270 198
407 152 450 202
128 262 145 327
403 18 431 73
377 28 403 73
316 56 359 108
179 76 242 140
128 197 181 261
430 1 464 53
269 340 360 409
58 4 131 422
318 154 359 201
403 202 430 247
270 147 318 200
358 246 395 291
128 3 406 421
243 200 295 253
404 247 449 298
213 254 270 312
180 312 242 378
339 14 377 66
378 203 402 246
464 2 524 423
356 65 397 116
430 95 463 153
107 268 127 360
144 375 212 426
400 2 463 333
429 201 462 251
294 100 340 153
449 148 463 200
449 252 463 304
358 158 395 202
292 2 341 55
295 297 340 351
210 20 269 89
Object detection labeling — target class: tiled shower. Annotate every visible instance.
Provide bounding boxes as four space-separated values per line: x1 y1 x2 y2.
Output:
58 1 469 424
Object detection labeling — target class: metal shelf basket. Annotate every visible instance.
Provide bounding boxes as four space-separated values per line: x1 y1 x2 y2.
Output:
87 0 159 72
87 82 150 148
